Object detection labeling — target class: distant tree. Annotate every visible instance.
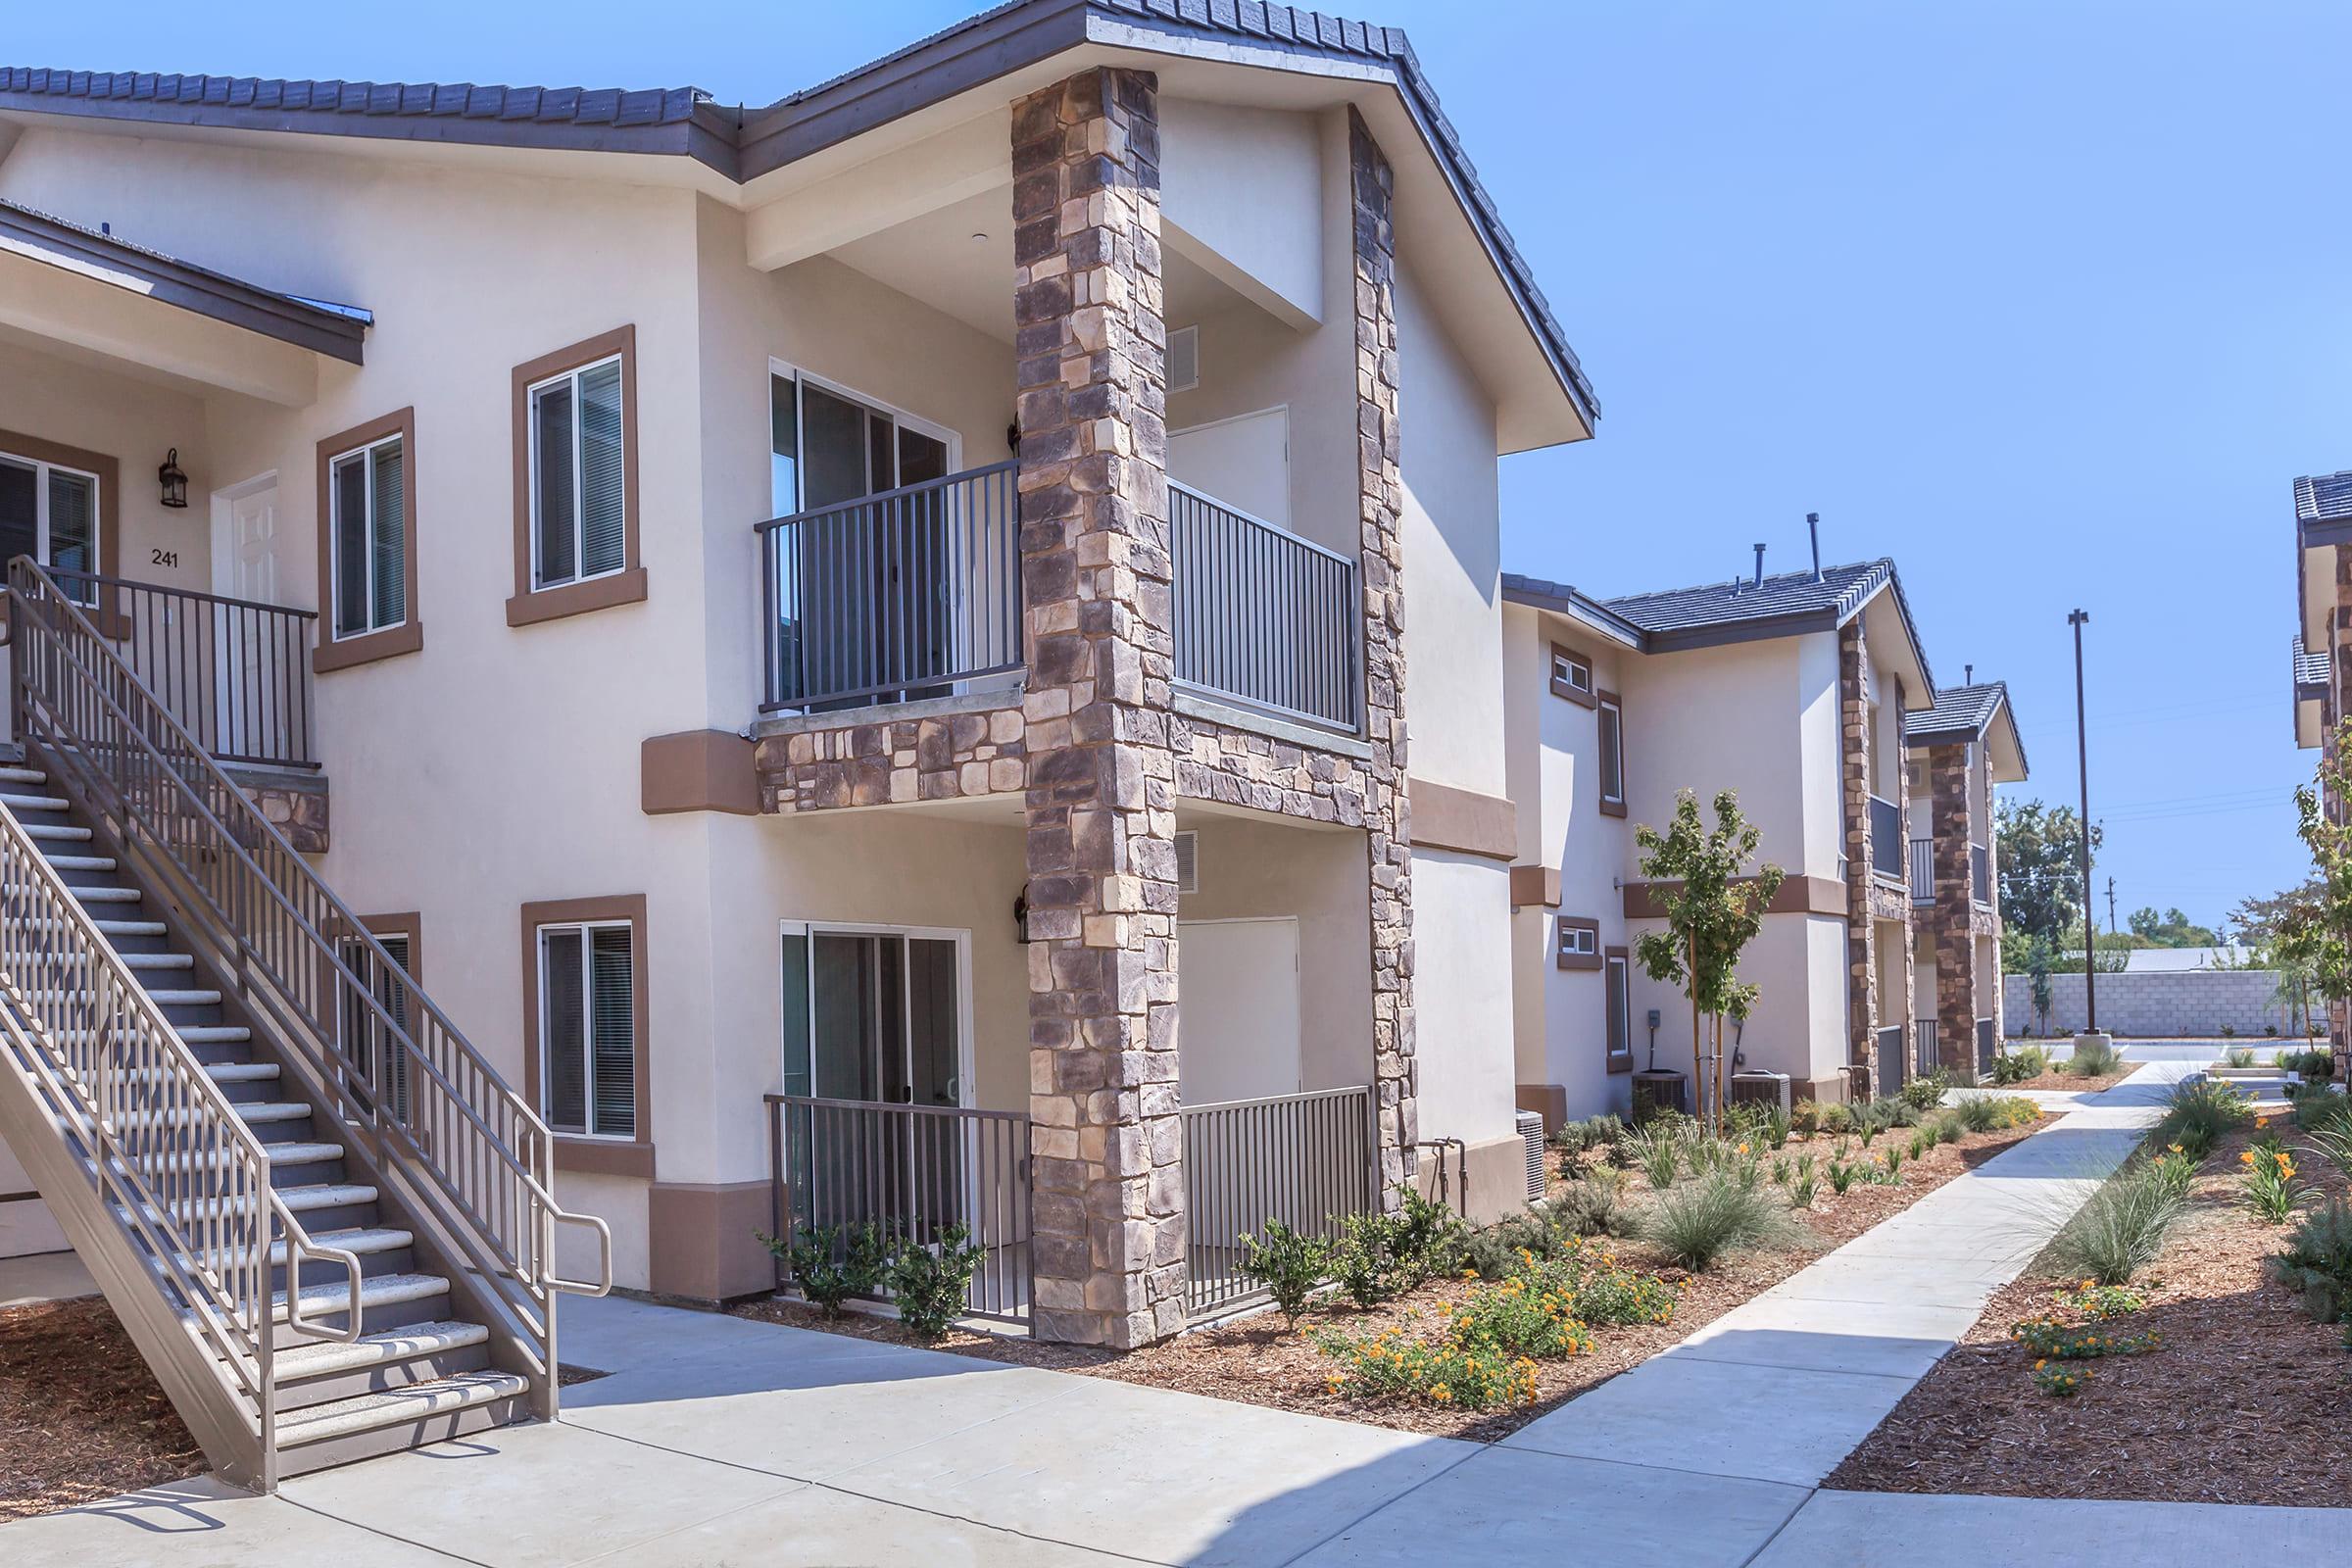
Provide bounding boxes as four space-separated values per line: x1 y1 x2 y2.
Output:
1995 800 2102 953
1633 789 1784 1134
2126 905 2221 949
2290 722 2352 1059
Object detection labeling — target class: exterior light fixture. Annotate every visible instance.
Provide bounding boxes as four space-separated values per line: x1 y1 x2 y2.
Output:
157 448 188 509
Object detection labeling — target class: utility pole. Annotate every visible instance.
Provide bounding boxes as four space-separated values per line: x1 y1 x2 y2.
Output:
2106 875 2118 937
2069 610 2097 1035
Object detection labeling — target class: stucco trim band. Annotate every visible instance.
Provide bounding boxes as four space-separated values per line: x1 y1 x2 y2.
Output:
1407 776 1515 860
646 1180 775 1303
1621 873 1846 920
1507 863 1559 909
641 728 759 816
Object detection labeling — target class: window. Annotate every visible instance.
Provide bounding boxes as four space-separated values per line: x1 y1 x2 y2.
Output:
779 922 965 1108
529 356 626 590
0 447 100 606
510 328 643 627
1597 691 1626 817
337 923 415 1121
1604 948 1633 1073
315 410 420 672
538 919 638 1140
1555 915 1602 971
1548 642 1595 708
328 432 407 640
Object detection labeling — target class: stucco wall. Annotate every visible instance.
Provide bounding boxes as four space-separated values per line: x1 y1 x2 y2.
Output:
2004 970 2295 1040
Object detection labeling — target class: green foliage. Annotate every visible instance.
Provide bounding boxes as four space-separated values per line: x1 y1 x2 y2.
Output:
1394 1184 1467 1280
1881 1143 1907 1179
2222 1045 2256 1069
2051 1281 2145 1318
1552 1167 1637 1240
2150 1077 2254 1160
2239 1141 2305 1225
1995 799 2102 951
1993 1044 2049 1085
2289 723 2352 1023
1899 1070 1949 1111
2010 1317 2160 1358
2046 1159 2188 1285
1788 1152 1819 1210
2065 1035 2124 1077
1238 1220 1328 1327
1551 1113 1626 1157
1949 1094 2005 1135
1933 1112 1965 1145
1329 1196 1458 1310
2280 1048 2335 1081
1315 1322 1544 1409
2146 1145 2200 1200
1639 1170 1808 1269
1624 1119 1686 1189
886 1225 987 1342
2268 1200 2352 1322
759 1223 885 1316
1632 788 1785 1129
2033 1361 2090 1396
2127 905 2221 948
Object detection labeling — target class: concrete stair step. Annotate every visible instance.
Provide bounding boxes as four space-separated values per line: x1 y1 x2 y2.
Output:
274 1370 525 1449
3 793 73 812
269 1270 446 1325
269 1320 487 1385
0 765 49 785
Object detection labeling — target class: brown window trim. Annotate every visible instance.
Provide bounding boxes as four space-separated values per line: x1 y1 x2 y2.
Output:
1548 640 1597 708
313 408 421 674
1597 688 1627 818
1555 914 1602 971
1604 946 1633 1073
508 325 646 628
519 893 654 1179
0 426 124 638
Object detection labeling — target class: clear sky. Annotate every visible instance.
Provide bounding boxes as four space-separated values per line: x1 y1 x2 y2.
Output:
18 1 2347 935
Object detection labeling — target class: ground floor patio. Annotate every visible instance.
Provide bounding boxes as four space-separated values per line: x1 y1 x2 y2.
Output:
14 1059 2345 1566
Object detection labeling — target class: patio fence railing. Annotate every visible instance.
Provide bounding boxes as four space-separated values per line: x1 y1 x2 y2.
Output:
1180 1084 1379 1322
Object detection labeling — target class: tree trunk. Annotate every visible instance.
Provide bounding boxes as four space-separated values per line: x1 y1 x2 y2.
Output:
1688 931 1703 1126
1712 1011 1727 1135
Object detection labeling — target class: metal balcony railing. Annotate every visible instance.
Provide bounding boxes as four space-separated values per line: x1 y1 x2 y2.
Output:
757 463 1021 713
1183 1085 1378 1321
1170 483 1361 733
1908 837 1934 903
1869 795 1903 880
1971 843 1992 906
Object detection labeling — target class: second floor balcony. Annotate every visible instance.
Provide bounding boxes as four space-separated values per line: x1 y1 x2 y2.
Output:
756 464 1363 736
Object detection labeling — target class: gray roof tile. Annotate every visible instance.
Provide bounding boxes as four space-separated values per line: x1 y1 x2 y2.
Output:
2297 470 2352 526
1903 682 2006 743
1599 559 1892 636
0 67 705 128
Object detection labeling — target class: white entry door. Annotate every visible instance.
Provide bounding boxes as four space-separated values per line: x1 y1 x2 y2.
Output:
1177 917 1302 1104
210 475 282 760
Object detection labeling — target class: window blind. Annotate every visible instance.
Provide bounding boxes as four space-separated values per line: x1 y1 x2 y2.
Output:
369 439 406 629
579 360 625 577
588 924 635 1138
542 928 586 1133
535 381 576 586
333 454 368 637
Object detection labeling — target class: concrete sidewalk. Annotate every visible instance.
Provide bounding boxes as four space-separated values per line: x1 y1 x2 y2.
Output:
13 1065 2336 1567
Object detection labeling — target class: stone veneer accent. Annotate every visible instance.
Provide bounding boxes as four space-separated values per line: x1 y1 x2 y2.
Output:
1348 107 1417 1198
753 705 1026 813
227 765 328 855
1010 67 1186 1348
1925 741 1979 1072
1839 621 1878 1080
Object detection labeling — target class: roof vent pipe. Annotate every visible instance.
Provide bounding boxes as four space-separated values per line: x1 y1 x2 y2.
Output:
1806 513 1823 582
1966 663 1974 685
1752 543 1766 588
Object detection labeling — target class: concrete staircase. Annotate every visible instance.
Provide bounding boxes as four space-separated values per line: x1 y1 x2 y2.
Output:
1 764 530 1477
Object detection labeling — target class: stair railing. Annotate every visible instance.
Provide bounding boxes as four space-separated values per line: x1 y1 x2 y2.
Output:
6 558 611 1413
0 795 363 1488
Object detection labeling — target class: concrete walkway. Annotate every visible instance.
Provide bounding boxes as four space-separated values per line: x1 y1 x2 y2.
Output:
11 1065 2340 1566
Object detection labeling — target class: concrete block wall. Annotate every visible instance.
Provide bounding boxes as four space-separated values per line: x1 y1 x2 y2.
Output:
2003 969 2302 1040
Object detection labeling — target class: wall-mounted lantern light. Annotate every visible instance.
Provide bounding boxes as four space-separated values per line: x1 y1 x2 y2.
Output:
157 449 188 510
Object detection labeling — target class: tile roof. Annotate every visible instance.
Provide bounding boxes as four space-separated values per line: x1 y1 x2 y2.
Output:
1599 559 1893 637
2296 469 2352 527
1903 682 2007 743
0 68 708 130
0 3 1595 427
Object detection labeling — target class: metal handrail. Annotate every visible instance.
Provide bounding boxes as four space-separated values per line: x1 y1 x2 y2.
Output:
0 796 363 1474
6 560 610 1383
48 566 319 771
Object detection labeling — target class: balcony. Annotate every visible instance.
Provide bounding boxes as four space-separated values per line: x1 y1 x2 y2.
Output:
1908 837 1933 904
757 466 1363 733
1868 795 1903 881
1971 842 1992 906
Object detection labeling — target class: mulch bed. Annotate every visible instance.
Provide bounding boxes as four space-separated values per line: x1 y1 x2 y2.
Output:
1 1296 202 1522
1826 1117 2352 1507
1990 1069 2125 1093
735 1117 2043 1443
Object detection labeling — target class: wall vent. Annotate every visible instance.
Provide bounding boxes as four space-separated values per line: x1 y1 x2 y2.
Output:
1174 830 1200 895
1517 1111 1546 1201
1168 324 1200 393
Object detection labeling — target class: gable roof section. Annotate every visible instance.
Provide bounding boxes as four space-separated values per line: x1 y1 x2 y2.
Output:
1496 573 1646 649
1903 679 2027 781
0 1 1594 429
2296 468 2352 543
0 195 368 362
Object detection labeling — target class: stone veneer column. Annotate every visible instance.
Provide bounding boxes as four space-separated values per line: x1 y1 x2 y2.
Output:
2335 547 2352 1065
1927 741 1978 1072
1010 67 1186 1348
1839 621 1879 1088
1349 109 1416 1196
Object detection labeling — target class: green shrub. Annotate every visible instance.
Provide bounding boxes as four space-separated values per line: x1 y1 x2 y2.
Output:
1441 1272 1599 1359
1639 1171 1808 1269
1764 1107 1793 1151
2241 1141 2305 1225
1625 1119 1685 1189
2010 1317 2159 1358
2045 1159 2188 1285
1792 1099 1827 1136
1458 1213 1559 1280
2033 1361 2090 1396
1331 1211 1418 1307
1552 1168 1636 1239
2066 1035 2124 1078
1949 1094 2006 1135
2269 1200 2352 1322
1900 1071 1949 1112
2150 1077 2254 1159
2051 1281 2144 1318
1994 1045 2050 1085
2222 1045 2256 1070
1788 1152 1819 1209
1544 1248 1680 1327
1316 1322 1543 1408
2147 1144 2200 1200
759 1223 885 1316
2281 1048 2334 1081
1882 1144 1907 1179
1238 1220 1329 1326
1816 1102 1855 1137
1394 1184 1467 1283
886 1225 987 1342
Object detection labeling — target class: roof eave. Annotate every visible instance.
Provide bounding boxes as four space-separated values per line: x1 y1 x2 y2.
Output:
1500 576 1647 650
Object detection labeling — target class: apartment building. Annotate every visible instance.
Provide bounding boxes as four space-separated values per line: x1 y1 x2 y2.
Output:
2293 468 2349 1057
0 1 1599 1486
1500 556 2019 1127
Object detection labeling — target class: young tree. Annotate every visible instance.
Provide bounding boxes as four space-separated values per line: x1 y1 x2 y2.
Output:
1995 800 2101 951
2291 721 2352 1062
1633 788 1785 1132
2026 933 2056 1036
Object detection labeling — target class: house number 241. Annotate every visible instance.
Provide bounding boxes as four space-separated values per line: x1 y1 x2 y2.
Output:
150 549 179 568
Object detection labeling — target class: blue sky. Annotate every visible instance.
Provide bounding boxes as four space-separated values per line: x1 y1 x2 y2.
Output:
19 1 2346 934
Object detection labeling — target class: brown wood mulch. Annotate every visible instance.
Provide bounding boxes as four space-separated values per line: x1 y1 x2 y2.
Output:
1991 1068 2125 1093
735 1118 2042 1443
0 1296 202 1522
1826 1118 2352 1507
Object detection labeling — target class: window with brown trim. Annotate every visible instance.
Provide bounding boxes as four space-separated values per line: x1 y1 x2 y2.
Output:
519 894 652 1177
1555 914 1602 971
0 427 121 628
509 326 645 627
314 409 420 673
1604 947 1633 1073
1548 641 1596 708
1597 690 1627 817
